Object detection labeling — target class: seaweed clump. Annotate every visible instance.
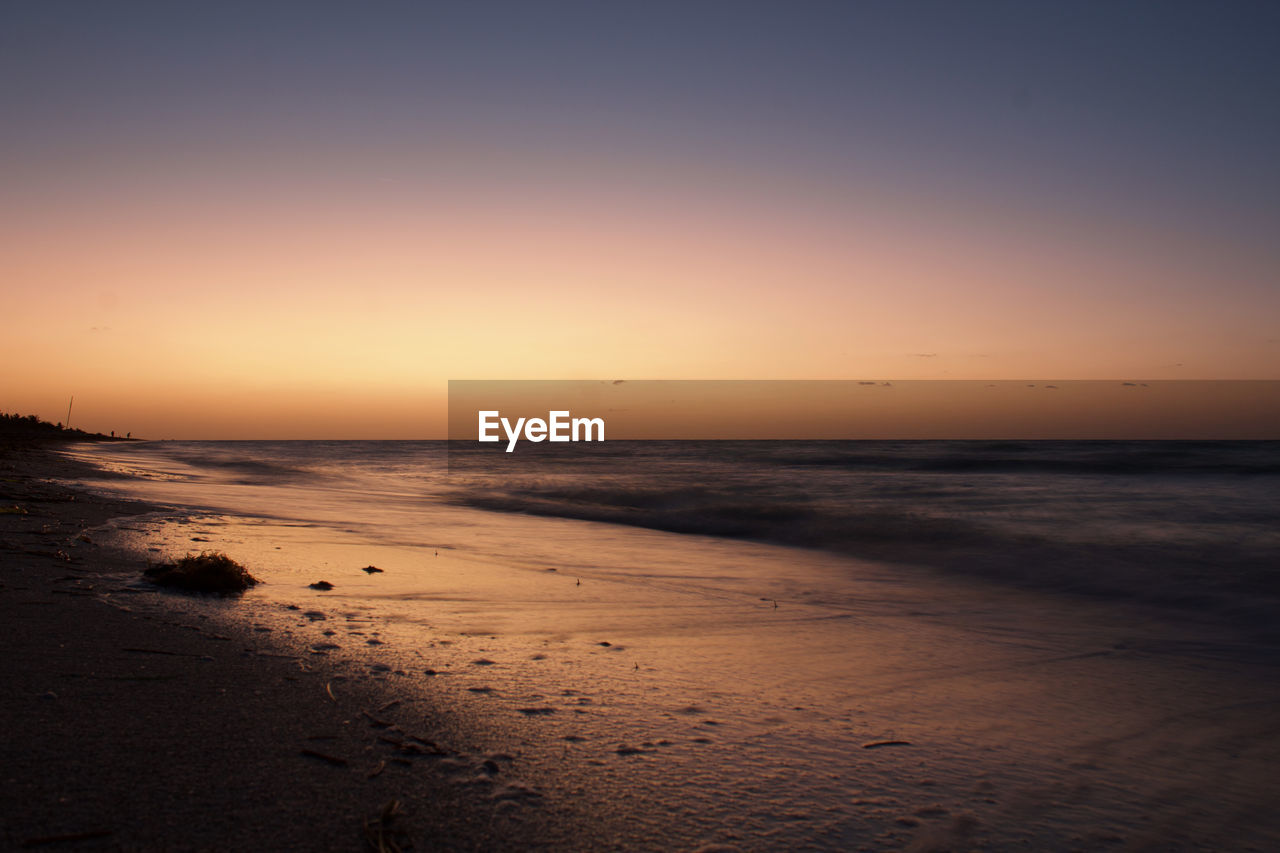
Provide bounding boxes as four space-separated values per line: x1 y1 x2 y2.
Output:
144 551 259 594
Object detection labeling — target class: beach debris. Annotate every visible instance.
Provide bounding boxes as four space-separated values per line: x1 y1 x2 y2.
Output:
597 641 611 647
863 740 913 749
362 565 383 574
362 799 410 853
472 658 496 666
377 699 402 712
362 709 394 728
325 682 337 702
309 580 334 590
143 552 259 594
300 748 348 766
377 733 444 757
405 732 443 751
576 578 580 586
367 760 386 779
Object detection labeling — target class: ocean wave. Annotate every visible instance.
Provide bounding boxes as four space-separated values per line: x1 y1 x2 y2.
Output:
445 441 1280 625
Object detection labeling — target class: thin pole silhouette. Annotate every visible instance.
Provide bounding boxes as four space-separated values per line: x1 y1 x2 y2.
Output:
65 396 74 431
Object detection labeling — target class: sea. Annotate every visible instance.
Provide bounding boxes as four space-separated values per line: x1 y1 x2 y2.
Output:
68 438 1280 628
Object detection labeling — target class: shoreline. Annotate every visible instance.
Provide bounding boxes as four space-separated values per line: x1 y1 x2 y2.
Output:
9 440 1280 851
0 443 598 851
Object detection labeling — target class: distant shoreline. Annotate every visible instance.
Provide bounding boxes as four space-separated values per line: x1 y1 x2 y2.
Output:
1 411 140 445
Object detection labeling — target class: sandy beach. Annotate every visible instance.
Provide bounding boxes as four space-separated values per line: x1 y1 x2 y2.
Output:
4 438 1279 851
0 443 604 851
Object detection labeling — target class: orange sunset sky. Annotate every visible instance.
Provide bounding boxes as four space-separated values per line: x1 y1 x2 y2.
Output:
3 3 1278 438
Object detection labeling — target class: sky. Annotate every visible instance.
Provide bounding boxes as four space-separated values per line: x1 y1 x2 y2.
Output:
3 1 1278 438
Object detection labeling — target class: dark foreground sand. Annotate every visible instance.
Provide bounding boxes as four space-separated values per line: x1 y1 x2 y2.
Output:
0 444 591 851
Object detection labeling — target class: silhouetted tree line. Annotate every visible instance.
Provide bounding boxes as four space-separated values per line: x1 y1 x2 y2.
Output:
0 412 125 440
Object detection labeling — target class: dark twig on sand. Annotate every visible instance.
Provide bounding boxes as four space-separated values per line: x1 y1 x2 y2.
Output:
862 740 913 749
363 799 409 853
300 748 349 766
361 709 393 728
403 733 442 750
